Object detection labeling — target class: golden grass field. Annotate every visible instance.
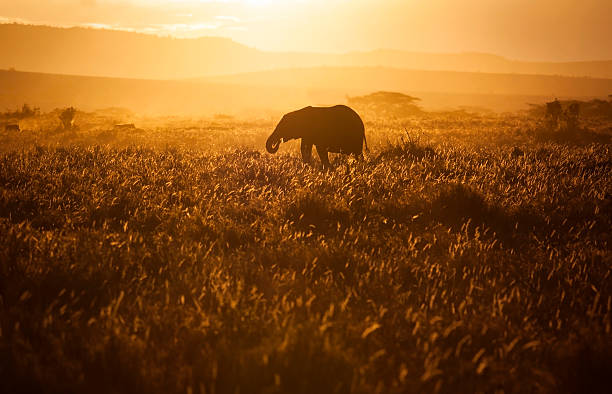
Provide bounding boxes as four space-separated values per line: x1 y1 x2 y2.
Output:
1 109 611 393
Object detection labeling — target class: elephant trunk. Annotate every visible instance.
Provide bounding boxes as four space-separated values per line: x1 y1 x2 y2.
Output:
266 133 281 154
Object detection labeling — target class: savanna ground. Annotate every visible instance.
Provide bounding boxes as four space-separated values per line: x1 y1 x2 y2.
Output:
1 109 611 393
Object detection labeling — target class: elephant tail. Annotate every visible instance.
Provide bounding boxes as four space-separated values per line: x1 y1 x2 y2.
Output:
363 133 369 153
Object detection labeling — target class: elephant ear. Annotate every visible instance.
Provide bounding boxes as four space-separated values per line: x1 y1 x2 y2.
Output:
292 106 317 140
278 109 304 141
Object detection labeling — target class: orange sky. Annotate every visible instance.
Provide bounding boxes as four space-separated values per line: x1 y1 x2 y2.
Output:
1 0 611 61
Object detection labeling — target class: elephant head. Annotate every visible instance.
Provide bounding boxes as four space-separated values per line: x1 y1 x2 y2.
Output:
266 109 310 154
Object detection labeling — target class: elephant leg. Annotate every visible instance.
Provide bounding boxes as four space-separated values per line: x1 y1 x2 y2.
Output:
300 140 313 164
316 145 331 169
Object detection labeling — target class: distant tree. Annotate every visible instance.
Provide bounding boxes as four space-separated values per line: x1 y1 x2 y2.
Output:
20 103 39 118
535 98 611 122
1 103 40 120
348 91 423 118
59 107 77 130
582 99 612 119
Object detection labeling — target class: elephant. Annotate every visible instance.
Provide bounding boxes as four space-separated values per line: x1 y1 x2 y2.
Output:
266 105 368 168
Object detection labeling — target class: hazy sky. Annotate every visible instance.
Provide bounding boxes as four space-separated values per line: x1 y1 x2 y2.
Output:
1 0 611 61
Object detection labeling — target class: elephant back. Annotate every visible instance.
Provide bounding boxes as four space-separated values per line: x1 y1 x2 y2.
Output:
311 106 365 152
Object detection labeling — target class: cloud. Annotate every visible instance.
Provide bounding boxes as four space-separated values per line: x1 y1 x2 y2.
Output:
0 16 28 23
216 15 240 23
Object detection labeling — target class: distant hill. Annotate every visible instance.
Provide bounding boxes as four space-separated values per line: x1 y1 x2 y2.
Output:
0 69 310 116
0 24 263 79
207 67 612 97
328 50 612 79
2 68 611 115
2 24 612 80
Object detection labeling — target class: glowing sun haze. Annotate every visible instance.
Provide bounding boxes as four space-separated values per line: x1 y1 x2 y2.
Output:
1 0 611 61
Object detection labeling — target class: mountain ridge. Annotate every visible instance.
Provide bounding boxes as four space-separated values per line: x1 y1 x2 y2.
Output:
2 23 612 80
205 66 612 97
2 67 610 116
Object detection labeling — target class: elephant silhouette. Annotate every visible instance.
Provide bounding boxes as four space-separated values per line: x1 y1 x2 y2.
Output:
266 105 368 168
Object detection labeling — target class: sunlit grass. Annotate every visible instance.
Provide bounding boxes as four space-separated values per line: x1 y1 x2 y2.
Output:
0 112 611 393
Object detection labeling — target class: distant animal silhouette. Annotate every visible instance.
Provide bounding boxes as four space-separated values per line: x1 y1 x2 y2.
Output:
59 107 76 131
546 99 562 129
4 124 20 132
266 105 367 168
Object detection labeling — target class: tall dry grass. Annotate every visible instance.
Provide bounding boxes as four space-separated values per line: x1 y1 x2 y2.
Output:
0 112 610 393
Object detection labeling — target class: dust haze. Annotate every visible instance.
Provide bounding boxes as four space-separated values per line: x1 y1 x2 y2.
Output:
1 3 611 393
